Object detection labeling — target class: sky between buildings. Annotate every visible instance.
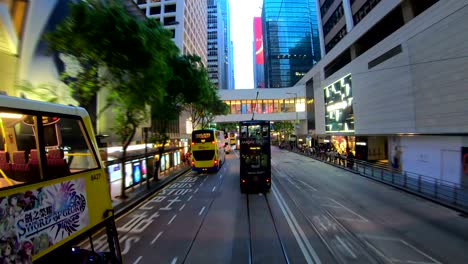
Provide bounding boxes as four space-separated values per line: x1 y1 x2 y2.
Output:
230 0 263 89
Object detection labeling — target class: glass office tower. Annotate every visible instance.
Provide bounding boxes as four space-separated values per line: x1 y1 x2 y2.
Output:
262 0 321 88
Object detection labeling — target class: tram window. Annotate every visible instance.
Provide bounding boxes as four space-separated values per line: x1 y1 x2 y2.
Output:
57 117 98 172
262 125 269 137
14 119 37 152
241 126 248 137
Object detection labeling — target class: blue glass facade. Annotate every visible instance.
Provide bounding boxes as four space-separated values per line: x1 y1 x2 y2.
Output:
262 0 321 88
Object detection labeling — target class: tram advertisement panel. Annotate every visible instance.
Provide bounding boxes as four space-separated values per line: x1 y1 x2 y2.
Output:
0 178 89 263
240 138 269 171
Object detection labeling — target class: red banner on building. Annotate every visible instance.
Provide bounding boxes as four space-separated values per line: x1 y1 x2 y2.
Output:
254 17 264 65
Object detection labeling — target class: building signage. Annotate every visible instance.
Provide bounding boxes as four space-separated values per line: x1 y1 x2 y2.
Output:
324 74 354 133
254 17 264 65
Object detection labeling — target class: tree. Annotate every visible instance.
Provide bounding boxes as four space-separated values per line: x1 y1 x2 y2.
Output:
150 54 214 180
46 0 178 198
273 121 295 142
187 83 230 130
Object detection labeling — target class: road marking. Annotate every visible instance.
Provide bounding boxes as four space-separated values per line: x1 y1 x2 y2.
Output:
200 183 204 186
364 241 393 263
151 232 163 245
219 174 223 179
297 179 317 191
179 204 186 211
335 217 368 222
194 188 199 193
168 214 177 225
212 186 216 192
335 235 357 259
273 185 321 264
187 195 193 201
400 240 441 264
329 198 369 222
133 256 143 264
199 206 206 216
171 257 178 264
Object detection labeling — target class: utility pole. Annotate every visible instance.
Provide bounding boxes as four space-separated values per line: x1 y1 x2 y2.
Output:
286 92 298 150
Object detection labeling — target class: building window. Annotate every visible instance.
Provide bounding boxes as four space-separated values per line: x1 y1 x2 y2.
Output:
323 3 344 36
325 26 347 53
150 6 161 15
165 4 176 13
163 16 176 25
353 0 381 25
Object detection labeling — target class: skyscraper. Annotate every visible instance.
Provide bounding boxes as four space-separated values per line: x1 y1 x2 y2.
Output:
262 0 321 88
207 0 234 90
134 0 207 65
207 0 225 89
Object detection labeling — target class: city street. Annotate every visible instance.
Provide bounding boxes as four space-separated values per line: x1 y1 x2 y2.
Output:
85 146 468 264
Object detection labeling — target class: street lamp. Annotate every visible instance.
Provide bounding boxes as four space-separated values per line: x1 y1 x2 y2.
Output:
286 92 298 150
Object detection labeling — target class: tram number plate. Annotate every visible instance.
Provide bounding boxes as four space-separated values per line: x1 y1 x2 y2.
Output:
91 173 101 181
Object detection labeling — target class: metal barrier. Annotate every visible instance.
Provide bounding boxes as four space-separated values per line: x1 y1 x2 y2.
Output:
294 148 468 214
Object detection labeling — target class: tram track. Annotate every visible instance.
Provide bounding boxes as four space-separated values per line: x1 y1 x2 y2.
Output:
272 166 384 264
246 192 291 264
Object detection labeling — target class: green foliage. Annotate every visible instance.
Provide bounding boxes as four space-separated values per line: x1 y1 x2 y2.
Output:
46 0 179 196
216 123 238 133
273 121 295 141
188 82 229 130
46 0 178 110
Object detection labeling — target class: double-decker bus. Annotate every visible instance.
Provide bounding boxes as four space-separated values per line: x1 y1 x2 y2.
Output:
239 120 271 193
0 95 121 263
191 129 226 172
229 132 236 146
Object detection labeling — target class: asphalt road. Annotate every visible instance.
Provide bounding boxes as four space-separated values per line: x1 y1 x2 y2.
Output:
84 146 468 264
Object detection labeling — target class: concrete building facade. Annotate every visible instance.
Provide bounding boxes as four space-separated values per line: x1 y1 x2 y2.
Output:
294 0 468 186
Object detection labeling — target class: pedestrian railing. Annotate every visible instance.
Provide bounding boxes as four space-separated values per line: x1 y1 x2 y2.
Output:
294 148 468 214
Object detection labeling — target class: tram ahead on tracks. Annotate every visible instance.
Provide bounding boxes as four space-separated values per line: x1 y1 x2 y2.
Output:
239 120 271 193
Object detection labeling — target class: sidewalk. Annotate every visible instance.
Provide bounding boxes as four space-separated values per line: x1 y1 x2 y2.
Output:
109 164 191 216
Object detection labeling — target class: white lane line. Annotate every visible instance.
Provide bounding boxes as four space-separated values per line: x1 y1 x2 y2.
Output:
212 186 216 192
400 240 441 264
168 214 177 225
171 257 178 264
151 232 163 245
200 183 204 186
335 235 357 259
321 205 342 209
199 206 206 216
179 204 186 211
335 217 368 223
133 256 143 264
364 241 393 263
194 188 199 193
187 195 193 201
272 185 321 264
297 179 317 191
219 174 223 179
329 198 369 222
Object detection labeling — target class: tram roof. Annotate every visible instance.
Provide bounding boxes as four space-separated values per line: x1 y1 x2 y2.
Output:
0 95 88 117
